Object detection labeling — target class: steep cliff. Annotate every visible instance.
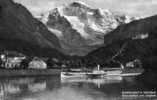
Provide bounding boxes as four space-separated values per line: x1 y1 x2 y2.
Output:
0 0 63 57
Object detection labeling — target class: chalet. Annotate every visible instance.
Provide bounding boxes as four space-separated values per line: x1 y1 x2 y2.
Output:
28 57 47 69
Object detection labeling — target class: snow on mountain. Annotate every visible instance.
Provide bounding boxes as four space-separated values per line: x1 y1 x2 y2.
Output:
38 1 136 39
64 15 89 38
48 28 63 37
60 2 135 37
37 1 137 55
74 1 90 7
36 12 49 24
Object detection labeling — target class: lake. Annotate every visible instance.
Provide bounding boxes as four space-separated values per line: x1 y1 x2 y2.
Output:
0 75 156 100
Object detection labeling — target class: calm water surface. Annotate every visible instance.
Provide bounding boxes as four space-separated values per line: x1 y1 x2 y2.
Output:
0 75 156 100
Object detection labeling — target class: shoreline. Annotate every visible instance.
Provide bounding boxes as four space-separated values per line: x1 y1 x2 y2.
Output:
0 68 144 77
0 69 61 77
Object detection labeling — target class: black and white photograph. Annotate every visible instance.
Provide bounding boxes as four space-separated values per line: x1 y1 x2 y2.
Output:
0 0 157 100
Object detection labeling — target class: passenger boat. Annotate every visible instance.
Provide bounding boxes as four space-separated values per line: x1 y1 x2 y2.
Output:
60 65 144 78
60 72 87 78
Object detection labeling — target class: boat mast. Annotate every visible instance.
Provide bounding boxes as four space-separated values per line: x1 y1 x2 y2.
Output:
97 65 100 71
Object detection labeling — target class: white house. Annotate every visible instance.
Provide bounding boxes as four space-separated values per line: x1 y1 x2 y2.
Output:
28 57 47 69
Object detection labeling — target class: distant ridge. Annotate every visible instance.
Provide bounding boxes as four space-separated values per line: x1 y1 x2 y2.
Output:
85 15 157 69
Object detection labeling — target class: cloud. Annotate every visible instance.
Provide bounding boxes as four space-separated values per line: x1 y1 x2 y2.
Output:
14 0 157 17
89 0 157 17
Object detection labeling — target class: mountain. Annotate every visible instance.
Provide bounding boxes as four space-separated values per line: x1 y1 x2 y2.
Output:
85 15 157 69
0 0 64 58
38 1 136 56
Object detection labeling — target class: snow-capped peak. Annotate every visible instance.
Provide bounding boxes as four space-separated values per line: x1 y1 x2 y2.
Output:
98 8 112 16
34 1 141 55
55 7 64 17
37 1 138 48
72 1 91 8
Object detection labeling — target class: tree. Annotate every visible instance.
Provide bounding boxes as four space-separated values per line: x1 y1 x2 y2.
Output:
0 58 2 68
20 58 31 69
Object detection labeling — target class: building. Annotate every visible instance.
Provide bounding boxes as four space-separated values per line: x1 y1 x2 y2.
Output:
126 61 134 68
0 53 26 69
5 57 25 69
28 57 47 69
125 59 142 68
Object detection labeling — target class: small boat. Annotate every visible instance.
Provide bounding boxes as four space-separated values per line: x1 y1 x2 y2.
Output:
61 72 87 78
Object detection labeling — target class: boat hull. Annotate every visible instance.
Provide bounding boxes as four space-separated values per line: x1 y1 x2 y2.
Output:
61 68 144 78
61 72 87 78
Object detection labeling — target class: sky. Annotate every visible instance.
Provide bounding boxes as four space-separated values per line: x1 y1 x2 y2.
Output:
14 0 157 18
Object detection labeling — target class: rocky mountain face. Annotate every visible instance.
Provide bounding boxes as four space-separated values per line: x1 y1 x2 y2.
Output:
39 1 135 56
0 0 64 58
85 15 157 69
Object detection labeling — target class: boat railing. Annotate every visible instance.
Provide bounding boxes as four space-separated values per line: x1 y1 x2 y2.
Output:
103 68 122 71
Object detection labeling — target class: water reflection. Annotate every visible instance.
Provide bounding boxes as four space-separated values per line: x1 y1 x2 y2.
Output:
0 76 156 100
28 82 46 92
61 76 123 88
